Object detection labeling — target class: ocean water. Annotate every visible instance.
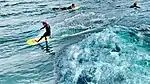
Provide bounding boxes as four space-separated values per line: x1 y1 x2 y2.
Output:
0 0 150 84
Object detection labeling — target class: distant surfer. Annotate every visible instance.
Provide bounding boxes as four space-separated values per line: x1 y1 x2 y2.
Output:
52 4 76 10
35 21 51 51
130 1 140 8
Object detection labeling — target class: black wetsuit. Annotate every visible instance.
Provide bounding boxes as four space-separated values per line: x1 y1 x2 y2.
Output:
52 6 72 10
67 6 72 9
43 25 50 37
38 24 51 42
130 3 140 8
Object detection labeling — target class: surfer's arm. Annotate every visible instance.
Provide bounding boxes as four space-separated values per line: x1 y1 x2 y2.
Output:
40 26 45 30
136 6 140 8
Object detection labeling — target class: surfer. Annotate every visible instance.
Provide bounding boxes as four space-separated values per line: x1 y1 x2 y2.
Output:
52 4 76 10
130 1 140 8
35 21 51 50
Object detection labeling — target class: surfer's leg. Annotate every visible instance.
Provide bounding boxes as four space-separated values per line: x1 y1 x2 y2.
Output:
37 36 44 42
45 36 48 45
37 32 47 42
45 36 49 51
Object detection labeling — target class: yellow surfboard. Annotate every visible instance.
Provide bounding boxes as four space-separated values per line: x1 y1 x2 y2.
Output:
27 36 50 45
72 6 80 10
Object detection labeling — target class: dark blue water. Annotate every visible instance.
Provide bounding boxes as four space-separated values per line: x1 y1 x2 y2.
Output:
0 0 150 84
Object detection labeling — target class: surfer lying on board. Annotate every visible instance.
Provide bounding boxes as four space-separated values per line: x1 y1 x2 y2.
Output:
35 21 51 50
130 1 140 8
52 4 76 10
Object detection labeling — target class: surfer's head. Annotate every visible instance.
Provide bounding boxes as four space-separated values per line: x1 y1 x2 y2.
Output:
71 4 75 8
42 21 47 26
133 1 138 6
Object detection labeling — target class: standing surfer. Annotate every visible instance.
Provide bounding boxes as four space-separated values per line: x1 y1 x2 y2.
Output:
35 21 51 51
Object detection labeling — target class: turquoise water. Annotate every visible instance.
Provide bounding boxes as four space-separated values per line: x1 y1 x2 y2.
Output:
0 0 150 84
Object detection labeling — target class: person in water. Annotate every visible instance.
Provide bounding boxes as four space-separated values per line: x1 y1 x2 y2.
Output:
52 4 76 10
35 21 51 50
130 1 140 8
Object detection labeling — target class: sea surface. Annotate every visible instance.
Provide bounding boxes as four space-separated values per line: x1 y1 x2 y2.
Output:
0 0 150 84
